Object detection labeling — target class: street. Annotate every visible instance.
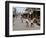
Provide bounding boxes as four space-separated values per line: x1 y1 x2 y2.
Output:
13 16 40 31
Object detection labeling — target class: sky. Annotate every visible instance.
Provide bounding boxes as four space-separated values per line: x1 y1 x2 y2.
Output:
16 7 26 13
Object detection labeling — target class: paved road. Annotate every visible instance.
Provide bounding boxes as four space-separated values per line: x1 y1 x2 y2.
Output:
13 16 40 31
